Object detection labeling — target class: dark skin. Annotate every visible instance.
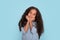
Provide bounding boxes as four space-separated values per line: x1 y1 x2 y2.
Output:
24 9 37 32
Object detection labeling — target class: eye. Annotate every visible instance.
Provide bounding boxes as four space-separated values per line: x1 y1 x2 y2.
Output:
30 12 32 14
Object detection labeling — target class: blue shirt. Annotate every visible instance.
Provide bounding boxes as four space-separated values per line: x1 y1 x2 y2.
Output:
21 22 39 40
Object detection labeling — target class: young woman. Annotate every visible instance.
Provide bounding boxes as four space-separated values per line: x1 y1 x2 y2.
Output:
18 6 44 40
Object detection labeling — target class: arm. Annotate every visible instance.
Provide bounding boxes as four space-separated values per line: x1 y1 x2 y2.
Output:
21 21 29 34
22 15 30 32
24 21 29 32
21 15 30 33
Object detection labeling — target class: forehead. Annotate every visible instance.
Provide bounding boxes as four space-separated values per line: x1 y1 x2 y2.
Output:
30 9 37 14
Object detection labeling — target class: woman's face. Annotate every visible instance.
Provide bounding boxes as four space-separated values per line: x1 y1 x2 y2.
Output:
27 9 37 21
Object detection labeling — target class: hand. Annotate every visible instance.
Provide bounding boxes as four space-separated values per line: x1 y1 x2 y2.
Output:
26 15 33 30
26 15 32 22
26 15 30 22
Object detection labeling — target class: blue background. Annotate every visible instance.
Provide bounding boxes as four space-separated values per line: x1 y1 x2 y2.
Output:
0 0 60 40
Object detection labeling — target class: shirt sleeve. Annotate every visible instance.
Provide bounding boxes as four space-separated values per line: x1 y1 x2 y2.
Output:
31 27 37 34
21 27 27 34
31 22 37 34
31 27 39 40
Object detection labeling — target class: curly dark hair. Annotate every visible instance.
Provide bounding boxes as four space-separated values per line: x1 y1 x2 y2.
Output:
18 6 44 39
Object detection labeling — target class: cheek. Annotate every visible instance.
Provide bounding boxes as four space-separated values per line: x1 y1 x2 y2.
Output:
28 13 31 17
